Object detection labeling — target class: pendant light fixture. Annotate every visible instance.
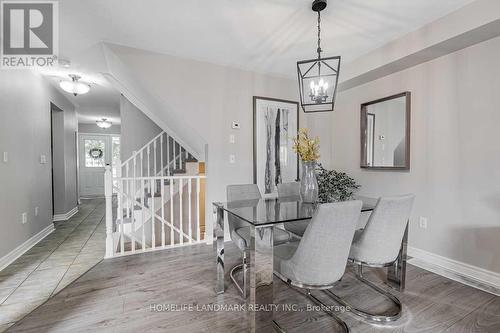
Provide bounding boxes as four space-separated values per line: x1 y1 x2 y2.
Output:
59 74 90 96
297 0 340 113
96 118 112 129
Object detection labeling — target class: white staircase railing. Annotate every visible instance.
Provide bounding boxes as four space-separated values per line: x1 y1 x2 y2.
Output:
120 131 193 181
105 131 205 259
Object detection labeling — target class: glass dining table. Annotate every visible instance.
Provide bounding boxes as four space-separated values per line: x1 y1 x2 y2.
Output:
213 197 408 332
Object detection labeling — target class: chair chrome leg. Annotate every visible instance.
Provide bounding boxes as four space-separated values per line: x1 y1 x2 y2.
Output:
307 290 350 333
272 281 349 333
323 267 402 323
229 263 245 296
229 252 248 298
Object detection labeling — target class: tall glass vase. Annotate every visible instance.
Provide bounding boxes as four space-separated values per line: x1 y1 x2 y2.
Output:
300 160 318 203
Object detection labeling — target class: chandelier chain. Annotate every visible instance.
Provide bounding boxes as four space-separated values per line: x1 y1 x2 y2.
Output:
317 10 322 59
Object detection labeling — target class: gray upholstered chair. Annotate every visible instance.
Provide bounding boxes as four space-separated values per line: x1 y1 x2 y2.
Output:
273 200 362 333
277 182 300 199
325 194 415 323
226 184 292 298
277 182 309 238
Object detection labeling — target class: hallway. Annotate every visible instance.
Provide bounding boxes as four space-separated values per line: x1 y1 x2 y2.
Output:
0 199 105 332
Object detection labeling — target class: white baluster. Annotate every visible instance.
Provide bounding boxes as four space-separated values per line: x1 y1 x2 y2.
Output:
141 179 146 250
196 177 200 242
170 179 174 246
154 140 157 177
125 164 129 216
173 140 177 170
160 134 164 177
188 178 192 243
179 178 183 245
166 135 170 176
132 156 137 253
104 165 114 258
151 179 155 250
161 176 165 248
129 155 137 253
147 146 151 196
120 179 125 255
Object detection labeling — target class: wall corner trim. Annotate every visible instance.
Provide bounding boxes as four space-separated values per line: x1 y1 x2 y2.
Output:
0 224 55 272
408 246 500 297
53 206 78 222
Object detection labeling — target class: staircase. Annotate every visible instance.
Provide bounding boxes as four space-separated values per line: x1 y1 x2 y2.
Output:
104 131 206 258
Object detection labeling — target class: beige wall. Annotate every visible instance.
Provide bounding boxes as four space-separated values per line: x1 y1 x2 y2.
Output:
120 95 162 161
0 70 76 258
327 36 500 274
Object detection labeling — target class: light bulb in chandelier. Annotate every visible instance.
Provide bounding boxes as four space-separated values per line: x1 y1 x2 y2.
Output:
309 78 329 103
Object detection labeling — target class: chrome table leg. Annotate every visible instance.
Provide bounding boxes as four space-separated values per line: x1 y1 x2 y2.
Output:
387 221 408 292
249 225 275 332
214 203 225 294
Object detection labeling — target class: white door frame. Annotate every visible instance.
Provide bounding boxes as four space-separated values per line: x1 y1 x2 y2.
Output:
77 133 120 199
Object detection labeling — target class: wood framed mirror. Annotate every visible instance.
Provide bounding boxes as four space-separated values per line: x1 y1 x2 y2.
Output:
360 92 411 170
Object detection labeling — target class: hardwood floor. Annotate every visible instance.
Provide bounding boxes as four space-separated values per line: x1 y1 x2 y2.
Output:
5 237 499 332
0 199 105 332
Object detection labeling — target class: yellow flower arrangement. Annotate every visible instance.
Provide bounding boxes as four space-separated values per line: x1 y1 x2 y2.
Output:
292 128 320 162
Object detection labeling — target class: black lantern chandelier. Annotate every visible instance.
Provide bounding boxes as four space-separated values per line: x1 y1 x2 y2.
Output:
297 0 341 113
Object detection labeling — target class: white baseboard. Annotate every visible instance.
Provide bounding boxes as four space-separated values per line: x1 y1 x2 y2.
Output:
53 206 78 222
408 246 500 296
0 223 55 271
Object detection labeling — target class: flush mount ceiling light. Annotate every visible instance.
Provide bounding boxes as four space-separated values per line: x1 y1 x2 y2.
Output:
297 0 341 113
96 118 112 129
59 74 90 96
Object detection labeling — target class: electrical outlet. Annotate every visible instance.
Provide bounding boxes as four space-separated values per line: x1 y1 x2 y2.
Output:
22 212 27 224
35 207 39 216
40 154 47 164
229 155 236 164
419 216 428 229
231 121 240 129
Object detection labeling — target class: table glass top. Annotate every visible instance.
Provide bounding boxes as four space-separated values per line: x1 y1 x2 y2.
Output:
215 197 375 226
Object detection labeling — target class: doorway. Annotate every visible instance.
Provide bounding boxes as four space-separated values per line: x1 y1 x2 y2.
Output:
78 134 120 197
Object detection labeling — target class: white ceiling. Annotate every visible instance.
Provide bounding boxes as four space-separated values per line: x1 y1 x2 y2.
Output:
58 0 475 76
48 0 476 120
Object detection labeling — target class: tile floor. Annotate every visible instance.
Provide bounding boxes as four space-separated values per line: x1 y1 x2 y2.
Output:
0 199 105 332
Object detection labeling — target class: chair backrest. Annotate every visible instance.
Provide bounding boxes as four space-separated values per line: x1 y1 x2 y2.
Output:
287 200 362 286
226 184 262 231
355 194 415 264
277 182 300 199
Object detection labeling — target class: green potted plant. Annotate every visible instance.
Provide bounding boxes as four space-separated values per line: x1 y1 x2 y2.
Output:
316 164 360 203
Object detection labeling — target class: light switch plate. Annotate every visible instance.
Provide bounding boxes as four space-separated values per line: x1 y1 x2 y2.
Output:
419 217 428 229
229 134 235 144
40 154 47 164
22 212 27 224
229 155 236 164
3 152 7 163
35 207 39 217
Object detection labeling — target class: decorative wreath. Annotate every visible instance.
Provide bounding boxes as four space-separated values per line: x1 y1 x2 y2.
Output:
89 148 103 159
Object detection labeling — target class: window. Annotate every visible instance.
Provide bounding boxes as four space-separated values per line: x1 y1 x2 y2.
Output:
111 136 121 177
84 139 106 168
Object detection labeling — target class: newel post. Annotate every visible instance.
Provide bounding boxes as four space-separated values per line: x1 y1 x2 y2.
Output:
104 165 114 258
